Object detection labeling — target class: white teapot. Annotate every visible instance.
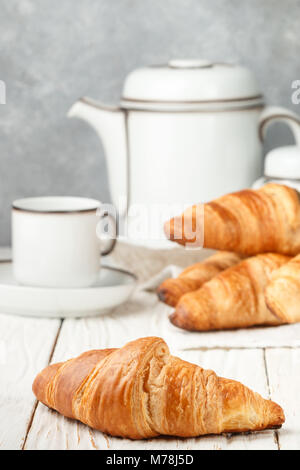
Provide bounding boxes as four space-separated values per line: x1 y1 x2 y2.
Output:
68 60 300 246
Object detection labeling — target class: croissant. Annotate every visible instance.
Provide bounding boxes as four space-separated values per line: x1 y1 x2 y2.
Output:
33 337 284 439
165 183 300 256
157 251 244 307
265 254 300 324
170 253 290 331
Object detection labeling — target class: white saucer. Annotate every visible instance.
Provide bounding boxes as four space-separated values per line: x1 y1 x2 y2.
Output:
0 261 137 318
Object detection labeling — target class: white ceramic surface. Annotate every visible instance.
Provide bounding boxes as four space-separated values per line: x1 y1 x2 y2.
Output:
121 61 261 103
0 261 136 318
68 60 300 248
264 145 300 179
252 145 300 191
12 196 115 288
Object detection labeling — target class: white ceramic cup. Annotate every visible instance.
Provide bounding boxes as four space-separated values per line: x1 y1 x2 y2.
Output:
12 197 116 288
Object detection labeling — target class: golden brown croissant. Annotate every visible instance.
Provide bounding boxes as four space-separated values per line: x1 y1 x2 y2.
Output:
265 254 300 324
157 252 244 307
33 337 284 439
170 253 290 331
165 184 300 256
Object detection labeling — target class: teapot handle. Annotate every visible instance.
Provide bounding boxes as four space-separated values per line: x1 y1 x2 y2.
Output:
259 106 300 145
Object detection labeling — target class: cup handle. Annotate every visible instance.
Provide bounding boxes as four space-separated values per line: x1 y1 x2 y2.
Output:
259 106 300 144
98 211 117 256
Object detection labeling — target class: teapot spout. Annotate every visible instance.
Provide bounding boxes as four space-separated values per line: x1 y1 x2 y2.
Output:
68 97 128 214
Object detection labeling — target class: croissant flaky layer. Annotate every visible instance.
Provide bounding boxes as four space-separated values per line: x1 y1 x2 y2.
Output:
165 184 300 256
170 253 290 331
265 254 300 324
33 337 284 439
157 251 244 307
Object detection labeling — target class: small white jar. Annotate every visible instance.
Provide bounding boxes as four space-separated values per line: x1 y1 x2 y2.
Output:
252 145 300 192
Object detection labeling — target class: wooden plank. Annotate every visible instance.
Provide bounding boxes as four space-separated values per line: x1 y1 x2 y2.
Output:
13 287 298 352
12 286 295 352
25 319 277 450
0 313 60 450
265 348 300 450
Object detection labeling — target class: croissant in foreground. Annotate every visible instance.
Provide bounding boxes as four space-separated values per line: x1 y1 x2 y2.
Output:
33 337 284 439
265 254 300 324
171 253 290 331
157 251 243 307
165 184 300 256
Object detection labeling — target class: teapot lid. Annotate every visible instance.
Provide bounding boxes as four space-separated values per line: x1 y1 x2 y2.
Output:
265 146 300 179
121 60 263 111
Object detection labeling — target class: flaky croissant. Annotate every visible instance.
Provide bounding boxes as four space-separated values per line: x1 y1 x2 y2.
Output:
265 254 300 324
33 337 284 438
165 184 300 256
157 251 244 307
170 253 290 331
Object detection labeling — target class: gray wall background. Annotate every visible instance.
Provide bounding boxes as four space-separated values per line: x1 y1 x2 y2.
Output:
0 0 300 245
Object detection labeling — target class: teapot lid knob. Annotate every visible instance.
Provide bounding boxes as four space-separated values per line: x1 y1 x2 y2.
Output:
265 145 300 179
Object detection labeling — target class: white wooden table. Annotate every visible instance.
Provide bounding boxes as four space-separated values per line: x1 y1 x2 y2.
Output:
0 245 299 450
